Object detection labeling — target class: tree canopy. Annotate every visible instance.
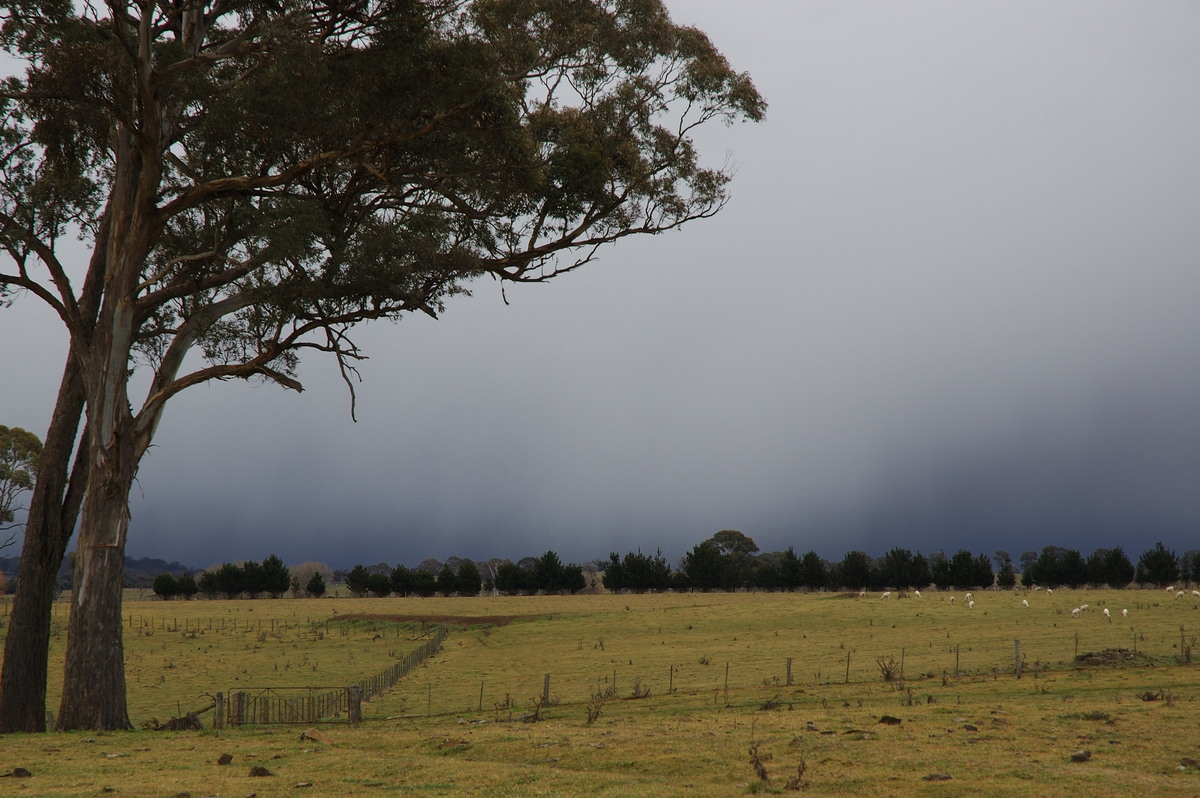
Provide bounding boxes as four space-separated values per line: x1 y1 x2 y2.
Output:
0 0 762 731
0 425 41 547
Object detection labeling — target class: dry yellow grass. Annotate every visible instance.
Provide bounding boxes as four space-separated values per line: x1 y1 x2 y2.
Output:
4 588 1200 796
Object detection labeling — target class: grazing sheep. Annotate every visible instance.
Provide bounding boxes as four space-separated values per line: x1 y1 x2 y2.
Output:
1047 588 1053 595
1071 607 1082 618
1192 590 1200 598
1103 608 1111 621
1122 608 1128 618
968 600 975 609
1022 599 1030 608
914 590 922 598
1167 585 1174 592
881 591 892 599
949 596 956 604
1080 604 1090 612
965 592 973 601
1177 591 1186 599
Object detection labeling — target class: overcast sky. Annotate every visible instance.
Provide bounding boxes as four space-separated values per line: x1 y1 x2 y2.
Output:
3 1 1200 570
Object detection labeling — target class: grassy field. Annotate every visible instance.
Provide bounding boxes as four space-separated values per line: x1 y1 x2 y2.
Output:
4 588 1200 796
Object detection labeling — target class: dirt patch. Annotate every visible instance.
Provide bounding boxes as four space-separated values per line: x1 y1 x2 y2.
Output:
1073 648 1153 667
333 613 526 628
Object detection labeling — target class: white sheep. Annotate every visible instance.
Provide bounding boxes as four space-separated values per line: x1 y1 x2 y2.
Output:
1071 607 1082 618
1122 608 1128 618
914 589 922 598
1192 590 1199 598
881 591 892 599
949 596 955 604
1103 608 1111 621
1047 588 1053 595
965 592 973 601
1176 590 1186 599
968 600 975 609
1080 603 1090 612
1167 585 1175 592
1022 599 1029 608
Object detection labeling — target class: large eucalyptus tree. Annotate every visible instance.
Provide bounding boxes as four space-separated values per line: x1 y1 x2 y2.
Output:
0 0 762 730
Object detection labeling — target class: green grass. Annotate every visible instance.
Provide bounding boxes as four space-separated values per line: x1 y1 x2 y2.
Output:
4 588 1200 796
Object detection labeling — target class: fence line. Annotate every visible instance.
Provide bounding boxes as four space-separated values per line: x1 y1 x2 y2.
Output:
212 624 448 727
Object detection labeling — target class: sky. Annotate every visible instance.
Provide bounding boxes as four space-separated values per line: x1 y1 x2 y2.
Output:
3 1 1200 571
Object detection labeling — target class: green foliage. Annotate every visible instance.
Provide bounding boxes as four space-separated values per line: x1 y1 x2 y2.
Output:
456 560 482 597
151 573 178 600
175 572 198 599
366 572 393 598
602 549 672 593
345 565 372 598
214 563 244 599
0 425 41 536
1024 546 1088 589
305 570 326 598
1136 542 1179 587
259 555 291 598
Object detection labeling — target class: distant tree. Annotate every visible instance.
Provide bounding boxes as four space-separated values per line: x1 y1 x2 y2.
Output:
602 553 625 592
240 561 265 599
494 562 527 596
996 554 1017 589
945 550 992 589
706 530 759 588
533 551 566 594
410 569 438 598
0 426 42 550
1136 541 1179 587
345 566 372 598
197 571 220 600
152 573 179 601
798 551 827 591
176 572 198 600
456 561 482 597
391 565 413 597
215 563 244 599
305 571 326 599
1086 547 1135 589
435 564 459 596
836 551 871 590
260 555 291 599
366 572 392 598
876 548 926 589
1018 551 1038 586
778 547 802 591
1026 546 1086 589
680 542 726 591
563 564 587 595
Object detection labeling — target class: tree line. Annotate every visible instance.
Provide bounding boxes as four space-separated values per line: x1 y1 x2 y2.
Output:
147 536 1196 601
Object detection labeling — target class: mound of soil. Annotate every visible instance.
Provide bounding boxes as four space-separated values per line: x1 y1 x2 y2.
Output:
1073 648 1151 667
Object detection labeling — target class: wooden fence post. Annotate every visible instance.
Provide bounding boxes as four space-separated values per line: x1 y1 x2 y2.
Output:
543 674 551 706
348 686 362 726
214 692 224 730
786 657 793 687
1014 639 1022 679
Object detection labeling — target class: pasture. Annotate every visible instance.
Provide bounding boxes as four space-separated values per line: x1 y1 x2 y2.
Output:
4 587 1200 796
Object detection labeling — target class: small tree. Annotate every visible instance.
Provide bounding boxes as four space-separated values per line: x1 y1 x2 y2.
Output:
305 571 326 599
456 560 482 597
260 555 291 599
215 563 244 600
366 572 392 598
435 564 459 596
345 566 371 598
197 571 219 600
1136 542 1180 587
0 426 42 550
151 573 179 601
176 572 198 600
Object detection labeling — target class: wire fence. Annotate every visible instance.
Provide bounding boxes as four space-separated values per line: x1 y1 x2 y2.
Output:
210 624 448 727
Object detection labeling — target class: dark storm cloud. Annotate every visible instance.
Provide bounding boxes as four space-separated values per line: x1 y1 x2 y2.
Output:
4 1 1200 570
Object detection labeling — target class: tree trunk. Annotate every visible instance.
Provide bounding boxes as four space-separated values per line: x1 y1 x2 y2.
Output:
0 362 87 733
56 471 133 731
